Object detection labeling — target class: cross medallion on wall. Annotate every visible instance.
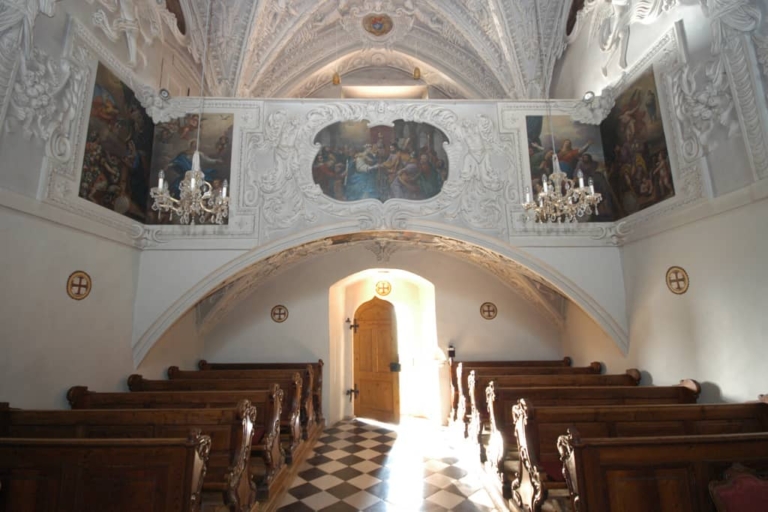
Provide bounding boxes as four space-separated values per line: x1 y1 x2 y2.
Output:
375 281 392 296
666 266 690 295
271 305 289 323
480 302 498 320
66 271 92 301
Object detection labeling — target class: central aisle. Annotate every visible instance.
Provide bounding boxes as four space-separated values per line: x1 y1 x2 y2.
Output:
276 417 498 511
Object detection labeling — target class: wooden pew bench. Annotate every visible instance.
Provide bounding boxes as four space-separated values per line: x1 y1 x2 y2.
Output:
558 429 768 512
0 433 210 512
513 399 768 512
197 359 325 425
66 385 285 500
0 401 258 512
169 365 320 440
483 379 701 499
448 358 572 422
129 371 305 463
452 362 602 436
466 369 641 446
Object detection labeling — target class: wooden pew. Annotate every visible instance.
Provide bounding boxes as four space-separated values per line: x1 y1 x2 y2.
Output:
0 432 210 512
483 379 701 495
558 429 768 512
197 359 325 424
447 358 575 423
0 401 258 512
513 399 768 512
169 365 319 438
453 361 603 437
66 385 285 499
128 372 305 463
466 369 641 445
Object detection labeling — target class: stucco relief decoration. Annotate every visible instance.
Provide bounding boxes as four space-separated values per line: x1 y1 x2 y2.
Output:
597 0 679 76
84 0 195 68
0 0 58 129
571 80 623 125
249 102 511 235
672 0 759 164
698 0 768 178
5 46 86 164
339 0 415 51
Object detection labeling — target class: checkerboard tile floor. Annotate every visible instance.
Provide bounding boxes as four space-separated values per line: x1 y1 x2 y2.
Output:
277 417 497 511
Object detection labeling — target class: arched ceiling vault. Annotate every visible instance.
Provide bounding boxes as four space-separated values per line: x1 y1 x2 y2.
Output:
185 0 571 99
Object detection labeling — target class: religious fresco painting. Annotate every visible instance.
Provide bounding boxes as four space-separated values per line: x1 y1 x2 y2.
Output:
148 113 234 224
313 120 449 202
79 63 155 222
526 115 616 221
600 69 674 219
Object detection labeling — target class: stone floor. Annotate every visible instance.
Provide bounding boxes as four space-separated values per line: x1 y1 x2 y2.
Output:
275 417 499 511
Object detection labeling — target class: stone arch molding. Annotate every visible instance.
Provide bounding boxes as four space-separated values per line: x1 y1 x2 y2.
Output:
246 101 517 239
132 227 630 368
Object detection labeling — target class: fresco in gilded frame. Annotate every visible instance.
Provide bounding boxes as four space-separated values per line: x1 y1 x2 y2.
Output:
526 115 616 221
600 69 674 219
79 63 155 222
313 120 449 203
147 113 234 224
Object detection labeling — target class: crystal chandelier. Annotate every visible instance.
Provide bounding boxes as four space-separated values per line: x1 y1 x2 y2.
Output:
149 0 229 225
522 157 602 223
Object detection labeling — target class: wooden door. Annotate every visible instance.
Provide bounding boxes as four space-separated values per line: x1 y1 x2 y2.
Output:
353 297 400 423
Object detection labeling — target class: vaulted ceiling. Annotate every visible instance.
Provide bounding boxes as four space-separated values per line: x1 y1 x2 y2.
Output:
182 0 573 99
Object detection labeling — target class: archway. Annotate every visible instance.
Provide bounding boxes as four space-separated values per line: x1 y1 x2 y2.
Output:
329 268 442 426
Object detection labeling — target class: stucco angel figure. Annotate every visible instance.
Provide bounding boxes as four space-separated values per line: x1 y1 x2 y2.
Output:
0 0 57 74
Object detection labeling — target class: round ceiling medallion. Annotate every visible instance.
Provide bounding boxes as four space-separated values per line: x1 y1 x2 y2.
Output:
666 266 689 295
271 305 289 323
67 271 92 300
363 14 394 36
375 281 392 296
480 302 498 320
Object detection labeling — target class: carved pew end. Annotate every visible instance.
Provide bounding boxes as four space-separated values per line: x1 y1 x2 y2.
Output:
198 359 209 370
589 361 603 373
679 378 702 398
626 368 642 384
168 365 180 378
66 386 89 407
126 374 143 391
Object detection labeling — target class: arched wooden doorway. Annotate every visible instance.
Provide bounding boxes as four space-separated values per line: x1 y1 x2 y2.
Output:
352 297 400 423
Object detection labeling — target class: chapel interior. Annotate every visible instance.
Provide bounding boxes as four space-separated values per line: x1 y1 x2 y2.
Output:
1 0 767 511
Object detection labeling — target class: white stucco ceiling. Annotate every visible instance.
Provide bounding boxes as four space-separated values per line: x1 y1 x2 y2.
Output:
182 0 572 99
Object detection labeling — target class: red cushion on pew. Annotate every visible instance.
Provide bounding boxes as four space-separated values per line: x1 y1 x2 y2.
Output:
540 459 565 482
252 427 265 444
711 472 768 511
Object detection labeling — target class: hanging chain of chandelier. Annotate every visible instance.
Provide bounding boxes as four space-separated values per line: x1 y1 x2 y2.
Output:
522 154 603 223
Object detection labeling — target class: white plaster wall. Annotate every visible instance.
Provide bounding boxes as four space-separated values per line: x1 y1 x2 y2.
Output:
0 207 139 408
199 245 565 425
136 308 203 378
563 196 768 403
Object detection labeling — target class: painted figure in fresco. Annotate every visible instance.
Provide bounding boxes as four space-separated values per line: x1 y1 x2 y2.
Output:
557 138 592 177
345 144 380 201
390 153 422 200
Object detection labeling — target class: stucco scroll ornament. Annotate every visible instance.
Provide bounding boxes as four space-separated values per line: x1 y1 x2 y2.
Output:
5 47 85 163
701 0 767 177
571 79 624 125
132 85 186 123
84 0 193 68
598 0 679 77
251 110 316 230
442 115 508 231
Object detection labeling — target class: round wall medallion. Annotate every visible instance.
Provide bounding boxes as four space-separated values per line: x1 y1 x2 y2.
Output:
363 14 394 36
375 281 392 296
271 305 289 323
67 271 92 300
480 302 498 320
666 266 689 295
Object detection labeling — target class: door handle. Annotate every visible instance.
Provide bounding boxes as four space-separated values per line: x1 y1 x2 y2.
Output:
345 384 360 403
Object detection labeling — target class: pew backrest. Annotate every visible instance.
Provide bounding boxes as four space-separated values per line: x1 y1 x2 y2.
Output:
0 433 211 512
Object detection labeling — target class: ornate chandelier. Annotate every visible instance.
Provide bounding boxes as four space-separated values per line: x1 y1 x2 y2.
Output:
149 0 229 225
522 156 602 223
151 155 229 225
